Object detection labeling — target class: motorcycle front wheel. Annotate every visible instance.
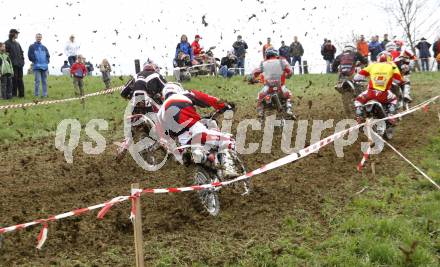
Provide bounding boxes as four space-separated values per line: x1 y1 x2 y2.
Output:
192 166 220 216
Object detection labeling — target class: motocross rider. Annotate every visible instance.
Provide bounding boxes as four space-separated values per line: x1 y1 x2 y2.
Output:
385 42 416 103
353 51 403 123
157 83 238 177
120 61 167 113
332 44 368 79
252 48 295 118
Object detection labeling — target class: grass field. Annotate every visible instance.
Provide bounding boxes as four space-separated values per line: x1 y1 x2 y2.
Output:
0 72 439 266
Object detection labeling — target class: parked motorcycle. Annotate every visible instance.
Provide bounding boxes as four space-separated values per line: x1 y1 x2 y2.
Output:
193 46 220 76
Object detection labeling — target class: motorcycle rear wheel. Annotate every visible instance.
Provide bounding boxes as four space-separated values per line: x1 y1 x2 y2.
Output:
341 91 355 116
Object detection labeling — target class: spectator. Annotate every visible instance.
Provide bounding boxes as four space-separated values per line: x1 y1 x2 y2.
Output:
85 60 94 76
368 35 383 62
65 35 80 66
28 33 50 98
232 35 248 75
289 36 304 74
0 42 14 100
60 60 70 75
262 37 272 59
357 35 369 60
70 55 87 97
381 34 390 50
278 41 291 64
416 37 431 72
99 59 112 89
433 37 440 58
191 34 203 58
321 38 328 49
174 34 194 67
219 50 237 78
321 40 336 73
5 29 25 98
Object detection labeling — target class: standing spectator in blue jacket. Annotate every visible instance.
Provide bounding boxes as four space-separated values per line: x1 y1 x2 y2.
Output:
368 35 383 62
28 33 50 97
232 35 248 75
416 37 431 71
174 34 193 67
278 41 291 64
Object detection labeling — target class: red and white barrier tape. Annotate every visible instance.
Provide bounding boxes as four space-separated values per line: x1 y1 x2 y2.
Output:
0 95 438 249
357 119 374 172
371 130 440 190
0 196 129 249
0 86 123 111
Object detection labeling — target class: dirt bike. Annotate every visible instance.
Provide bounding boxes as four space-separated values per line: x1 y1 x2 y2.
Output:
115 91 166 165
260 84 294 126
391 83 410 112
394 60 412 111
361 100 395 140
193 46 220 76
118 107 249 216
335 74 365 116
173 53 193 82
184 112 249 216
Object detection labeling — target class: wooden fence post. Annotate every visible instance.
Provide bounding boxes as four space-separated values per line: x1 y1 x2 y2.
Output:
303 60 309 74
131 183 144 267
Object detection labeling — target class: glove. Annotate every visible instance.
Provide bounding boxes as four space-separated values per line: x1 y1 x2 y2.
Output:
219 102 235 113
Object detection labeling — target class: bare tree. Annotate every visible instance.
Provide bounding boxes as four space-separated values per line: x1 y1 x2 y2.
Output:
384 0 440 70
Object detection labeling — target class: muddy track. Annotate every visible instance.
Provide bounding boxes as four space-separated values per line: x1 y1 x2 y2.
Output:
0 89 438 266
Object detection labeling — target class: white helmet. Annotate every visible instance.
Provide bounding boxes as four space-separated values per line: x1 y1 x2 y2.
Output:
343 45 356 53
385 42 397 52
162 82 185 98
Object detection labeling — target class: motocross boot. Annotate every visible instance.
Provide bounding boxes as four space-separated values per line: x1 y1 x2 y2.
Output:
403 83 412 102
191 148 207 164
355 106 364 124
218 151 239 179
387 104 398 125
285 100 297 120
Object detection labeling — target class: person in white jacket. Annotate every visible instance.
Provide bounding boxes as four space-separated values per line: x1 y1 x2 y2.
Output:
64 35 80 66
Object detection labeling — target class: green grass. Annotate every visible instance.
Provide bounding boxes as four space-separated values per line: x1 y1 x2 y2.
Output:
0 75 128 143
236 132 440 267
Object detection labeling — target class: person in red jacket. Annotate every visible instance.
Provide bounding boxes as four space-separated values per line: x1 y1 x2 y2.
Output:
191 34 203 58
70 54 87 97
157 83 237 176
